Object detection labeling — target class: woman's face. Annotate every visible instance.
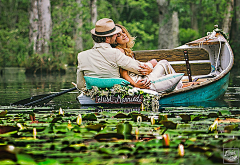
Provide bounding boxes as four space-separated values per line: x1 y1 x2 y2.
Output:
116 29 129 45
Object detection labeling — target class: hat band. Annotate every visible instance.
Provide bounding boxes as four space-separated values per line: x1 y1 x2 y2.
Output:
95 27 116 35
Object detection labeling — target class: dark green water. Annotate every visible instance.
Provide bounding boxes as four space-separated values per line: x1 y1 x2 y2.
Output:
0 67 239 109
0 67 80 109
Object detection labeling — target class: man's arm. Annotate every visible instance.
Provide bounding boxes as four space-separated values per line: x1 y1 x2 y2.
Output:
76 54 85 89
115 50 152 75
76 67 85 89
120 68 151 89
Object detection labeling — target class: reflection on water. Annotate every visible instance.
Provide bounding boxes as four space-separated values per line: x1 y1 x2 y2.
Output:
0 67 239 109
0 67 80 109
161 99 231 108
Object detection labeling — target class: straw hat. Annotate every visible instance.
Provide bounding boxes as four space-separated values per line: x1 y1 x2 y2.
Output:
91 18 121 36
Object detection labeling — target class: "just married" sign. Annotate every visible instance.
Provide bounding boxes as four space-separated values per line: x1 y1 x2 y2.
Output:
95 95 143 104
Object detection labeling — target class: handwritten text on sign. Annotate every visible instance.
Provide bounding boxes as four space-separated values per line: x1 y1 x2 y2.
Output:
95 95 143 104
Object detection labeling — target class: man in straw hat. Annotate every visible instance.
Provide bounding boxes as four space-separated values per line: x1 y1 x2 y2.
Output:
76 18 152 89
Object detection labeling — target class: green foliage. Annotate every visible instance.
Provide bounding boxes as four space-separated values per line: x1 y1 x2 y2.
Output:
23 52 67 74
0 28 30 67
50 0 82 66
0 0 239 70
0 0 30 67
179 28 200 45
118 20 158 50
97 0 159 50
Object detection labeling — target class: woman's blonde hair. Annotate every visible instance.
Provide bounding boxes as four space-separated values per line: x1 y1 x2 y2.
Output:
112 24 136 58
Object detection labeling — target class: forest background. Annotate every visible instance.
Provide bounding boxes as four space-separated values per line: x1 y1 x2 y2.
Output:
0 0 239 74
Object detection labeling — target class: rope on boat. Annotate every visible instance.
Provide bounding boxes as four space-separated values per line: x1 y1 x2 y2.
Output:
198 40 204 48
199 30 222 76
214 36 222 74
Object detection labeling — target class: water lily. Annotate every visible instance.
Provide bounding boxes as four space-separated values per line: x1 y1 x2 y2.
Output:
135 127 139 135
178 144 184 157
209 118 219 132
150 116 155 125
59 107 64 116
17 123 24 130
162 134 170 147
33 128 37 139
76 114 82 125
67 120 73 130
137 116 142 123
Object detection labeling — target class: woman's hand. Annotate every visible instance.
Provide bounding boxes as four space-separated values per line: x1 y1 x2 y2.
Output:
138 64 152 76
148 59 158 68
134 79 151 89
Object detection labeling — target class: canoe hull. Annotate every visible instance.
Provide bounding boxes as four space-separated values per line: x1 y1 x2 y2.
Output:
159 72 230 107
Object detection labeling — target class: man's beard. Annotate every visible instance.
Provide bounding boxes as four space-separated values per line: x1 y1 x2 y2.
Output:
110 38 117 45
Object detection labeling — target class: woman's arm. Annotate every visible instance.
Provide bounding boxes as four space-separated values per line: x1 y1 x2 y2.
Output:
120 68 151 89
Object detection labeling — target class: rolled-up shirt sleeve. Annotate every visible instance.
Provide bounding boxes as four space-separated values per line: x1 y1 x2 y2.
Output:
115 50 141 74
76 54 85 89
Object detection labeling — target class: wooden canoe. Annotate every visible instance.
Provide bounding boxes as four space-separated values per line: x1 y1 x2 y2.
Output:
77 29 234 108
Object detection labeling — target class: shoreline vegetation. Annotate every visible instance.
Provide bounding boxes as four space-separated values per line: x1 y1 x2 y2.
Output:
0 0 239 73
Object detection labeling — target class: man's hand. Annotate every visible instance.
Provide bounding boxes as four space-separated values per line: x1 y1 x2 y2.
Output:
134 79 151 89
138 64 152 76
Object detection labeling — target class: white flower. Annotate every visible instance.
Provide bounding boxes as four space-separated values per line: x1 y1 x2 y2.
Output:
92 86 99 92
113 84 122 93
151 98 159 112
100 90 109 96
128 89 134 96
132 87 139 94
110 88 117 95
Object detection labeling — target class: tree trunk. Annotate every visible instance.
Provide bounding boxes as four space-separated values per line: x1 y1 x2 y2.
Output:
231 0 240 50
157 0 179 49
235 0 240 38
222 0 234 35
190 2 198 32
172 11 179 48
29 0 38 53
75 0 83 52
90 0 97 25
29 0 52 54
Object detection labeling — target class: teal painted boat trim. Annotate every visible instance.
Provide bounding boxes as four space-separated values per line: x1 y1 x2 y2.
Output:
159 72 230 105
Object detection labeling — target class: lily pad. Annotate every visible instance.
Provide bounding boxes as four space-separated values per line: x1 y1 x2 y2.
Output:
160 120 177 129
86 123 106 131
0 110 7 117
0 126 19 134
83 113 97 121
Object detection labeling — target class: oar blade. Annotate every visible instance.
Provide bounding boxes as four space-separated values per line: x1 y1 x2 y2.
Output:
12 86 77 107
11 94 52 106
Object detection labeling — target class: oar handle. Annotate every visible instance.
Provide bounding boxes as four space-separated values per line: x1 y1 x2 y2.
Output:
24 87 77 106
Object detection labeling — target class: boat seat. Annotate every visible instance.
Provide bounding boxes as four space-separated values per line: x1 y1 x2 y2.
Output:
133 48 211 77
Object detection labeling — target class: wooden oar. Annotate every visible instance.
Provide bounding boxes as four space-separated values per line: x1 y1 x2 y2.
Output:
12 83 78 107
